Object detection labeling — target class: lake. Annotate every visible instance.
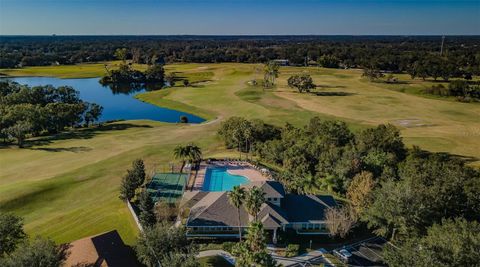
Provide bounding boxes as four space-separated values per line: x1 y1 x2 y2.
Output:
2 77 205 123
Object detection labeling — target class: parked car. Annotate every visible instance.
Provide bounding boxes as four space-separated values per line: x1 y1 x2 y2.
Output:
333 248 353 263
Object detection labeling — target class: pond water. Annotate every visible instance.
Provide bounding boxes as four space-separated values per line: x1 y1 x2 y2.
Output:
2 77 205 123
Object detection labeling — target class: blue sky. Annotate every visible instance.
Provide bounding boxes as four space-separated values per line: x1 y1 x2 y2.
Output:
0 0 479 35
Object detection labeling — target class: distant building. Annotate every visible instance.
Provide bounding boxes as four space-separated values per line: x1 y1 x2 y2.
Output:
272 59 289 66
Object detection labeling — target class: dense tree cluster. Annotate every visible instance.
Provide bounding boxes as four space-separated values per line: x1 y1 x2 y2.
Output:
0 81 102 147
0 213 68 267
218 116 480 265
407 55 477 81
100 48 165 89
218 117 281 153
362 150 480 239
2 36 479 77
250 117 404 194
382 218 480 267
135 223 198 267
425 80 480 102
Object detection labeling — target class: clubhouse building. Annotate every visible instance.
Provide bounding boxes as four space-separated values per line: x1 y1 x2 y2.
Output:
179 162 338 242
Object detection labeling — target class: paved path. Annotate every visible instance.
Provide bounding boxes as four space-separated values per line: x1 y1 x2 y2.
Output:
271 248 334 267
197 250 236 265
198 248 334 267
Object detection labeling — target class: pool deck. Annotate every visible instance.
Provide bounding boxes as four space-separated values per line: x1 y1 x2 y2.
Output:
188 161 269 191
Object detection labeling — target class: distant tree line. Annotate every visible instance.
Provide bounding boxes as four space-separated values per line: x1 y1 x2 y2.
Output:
1 36 479 78
218 116 480 266
0 81 103 147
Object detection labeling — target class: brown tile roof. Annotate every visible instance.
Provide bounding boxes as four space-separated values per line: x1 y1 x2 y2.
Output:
64 230 140 267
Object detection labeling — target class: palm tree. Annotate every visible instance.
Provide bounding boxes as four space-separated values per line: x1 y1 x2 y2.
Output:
174 143 202 173
243 124 252 160
263 61 280 88
228 186 246 241
232 127 243 159
319 174 336 193
245 186 265 221
300 174 321 194
173 145 189 172
187 143 202 168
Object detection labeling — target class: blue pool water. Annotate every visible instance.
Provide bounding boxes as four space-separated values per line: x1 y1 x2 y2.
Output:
203 167 250 191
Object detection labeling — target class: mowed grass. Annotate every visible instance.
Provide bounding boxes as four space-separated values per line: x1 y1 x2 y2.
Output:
1 62 479 246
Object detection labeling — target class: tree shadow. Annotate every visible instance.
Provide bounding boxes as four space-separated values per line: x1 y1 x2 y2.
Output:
29 146 93 153
436 152 479 164
312 92 356 96
316 85 347 89
10 123 153 149
383 81 411 85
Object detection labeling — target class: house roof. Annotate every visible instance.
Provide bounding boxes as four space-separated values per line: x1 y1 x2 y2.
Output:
257 202 289 224
261 214 282 228
284 195 337 222
187 192 250 227
242 180 285 199
64 230 140 267
185 182 337 228
181 191 209 209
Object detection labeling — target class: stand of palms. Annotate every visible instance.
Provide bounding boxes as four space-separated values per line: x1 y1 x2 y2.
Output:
228 185 266 241
173 143 202 173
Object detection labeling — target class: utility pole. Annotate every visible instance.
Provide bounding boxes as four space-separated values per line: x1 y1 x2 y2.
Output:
440 36 445 56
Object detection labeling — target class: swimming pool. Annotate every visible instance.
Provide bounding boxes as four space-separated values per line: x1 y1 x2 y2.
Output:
202 167 250 191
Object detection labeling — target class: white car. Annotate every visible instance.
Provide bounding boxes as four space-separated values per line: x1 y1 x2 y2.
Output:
334 248 353 263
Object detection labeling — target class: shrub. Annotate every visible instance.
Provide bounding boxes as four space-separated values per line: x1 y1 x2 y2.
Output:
180 115 189 123
285 244 300 257
221 242 236 253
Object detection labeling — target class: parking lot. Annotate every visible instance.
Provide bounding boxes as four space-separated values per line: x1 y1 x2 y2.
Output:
334 236 393 267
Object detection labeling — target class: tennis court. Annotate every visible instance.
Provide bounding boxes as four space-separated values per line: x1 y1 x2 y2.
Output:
146 173 188 204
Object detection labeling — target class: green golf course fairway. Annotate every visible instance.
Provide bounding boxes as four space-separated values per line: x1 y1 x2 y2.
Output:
1 62 479 245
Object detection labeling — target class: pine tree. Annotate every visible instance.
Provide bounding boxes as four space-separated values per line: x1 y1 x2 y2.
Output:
119 172 136 201
138 190 156 227
131 159 146 188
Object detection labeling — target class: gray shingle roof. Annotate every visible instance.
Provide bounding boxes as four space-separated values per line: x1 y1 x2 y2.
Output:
187 192 250 227
242 181 285 198
284 195 337 222
185 183 338 228
257 202 289 224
